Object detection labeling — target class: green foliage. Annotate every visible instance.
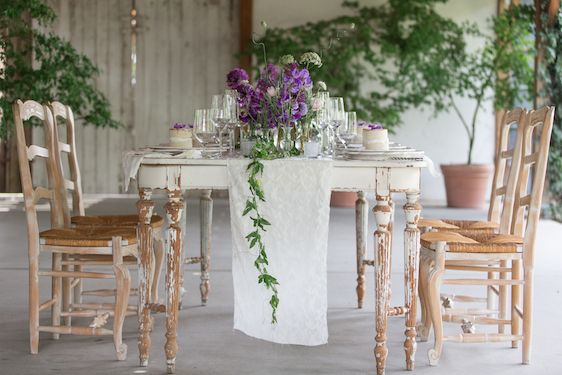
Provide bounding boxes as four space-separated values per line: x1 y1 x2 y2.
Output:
539 4 562 220
0 0 120 137
245 0 468 131
245 1 534 164
243 139 279 323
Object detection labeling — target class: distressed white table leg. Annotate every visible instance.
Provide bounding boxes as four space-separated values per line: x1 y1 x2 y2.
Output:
374 168 392 375
355 191 368 308
137 188 155 367
403 191 421 370
200 189 213 305
165 189 184 374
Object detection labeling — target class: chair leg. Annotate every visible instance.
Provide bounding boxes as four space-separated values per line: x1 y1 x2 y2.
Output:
51 253 62 340
112 237 130 361
416 252 431 342
511 259 521 348
151 231 165 304
427 242 446 366
62 258 72 326
522 267 534 364
29 252 40 354
73 264 83 306
499 260 508 334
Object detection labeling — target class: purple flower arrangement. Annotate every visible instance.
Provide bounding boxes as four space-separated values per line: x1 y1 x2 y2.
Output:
358 121 384 130
226 52 323 134
171 123 194 129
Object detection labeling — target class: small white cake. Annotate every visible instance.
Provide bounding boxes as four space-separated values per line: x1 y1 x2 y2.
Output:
169 126 193 148
362 128 389 151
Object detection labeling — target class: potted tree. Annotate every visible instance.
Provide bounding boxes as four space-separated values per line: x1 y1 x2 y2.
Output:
440 11 534 208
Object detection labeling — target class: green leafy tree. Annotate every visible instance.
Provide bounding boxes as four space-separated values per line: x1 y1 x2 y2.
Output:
0 0 121 137
246 1 534 164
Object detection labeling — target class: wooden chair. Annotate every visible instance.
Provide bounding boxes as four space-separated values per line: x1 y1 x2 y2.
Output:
417 108 527 340
48 102 166 306
14 99 136 360
419 106 555 365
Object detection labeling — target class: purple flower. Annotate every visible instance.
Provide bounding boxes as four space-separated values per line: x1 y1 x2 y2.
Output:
365 123 384 130
226 68 249 90
172 123 193 129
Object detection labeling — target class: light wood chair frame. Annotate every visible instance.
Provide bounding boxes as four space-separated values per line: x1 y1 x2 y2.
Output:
417 108 528 340
419 106 555 365
14 99 135 360
49 102 166 306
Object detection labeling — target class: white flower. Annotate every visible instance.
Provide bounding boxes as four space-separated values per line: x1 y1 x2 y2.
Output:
260 20 268 29
266 86 277 97
311 97 323 111
279 54 295 65
316 81 327 91
299 52 322 67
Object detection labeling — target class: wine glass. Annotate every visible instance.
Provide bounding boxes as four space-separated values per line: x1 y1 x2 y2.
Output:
315 91 331 155
327 97 346 152
193 109 217 157
225 89 240 155
210 94 235 156
341 111 358 145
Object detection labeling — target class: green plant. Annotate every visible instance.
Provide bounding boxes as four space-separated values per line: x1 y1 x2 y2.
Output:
539 3 562 220
245 0 469 132
243 139 279 323
247 1 534 165
0 0 120 137
448 7 534 164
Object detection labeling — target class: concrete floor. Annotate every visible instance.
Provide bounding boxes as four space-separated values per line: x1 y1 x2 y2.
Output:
1 194 561 375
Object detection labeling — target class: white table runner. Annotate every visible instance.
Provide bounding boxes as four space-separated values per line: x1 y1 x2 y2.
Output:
227 158 333 346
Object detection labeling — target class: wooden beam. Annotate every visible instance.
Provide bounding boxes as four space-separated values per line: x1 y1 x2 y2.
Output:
239 0 253 72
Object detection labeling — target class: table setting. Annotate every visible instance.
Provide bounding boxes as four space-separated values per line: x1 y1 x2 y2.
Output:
126 50 429 375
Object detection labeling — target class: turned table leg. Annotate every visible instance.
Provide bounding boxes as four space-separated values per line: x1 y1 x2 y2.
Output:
200 189 213 305
403 191 421 370
137 188 155 367
355 191 368 308
165 189 184 374
373 168 392 375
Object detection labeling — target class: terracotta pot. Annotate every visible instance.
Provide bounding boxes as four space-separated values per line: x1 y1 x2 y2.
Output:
441 164 493 208
330 191 358 208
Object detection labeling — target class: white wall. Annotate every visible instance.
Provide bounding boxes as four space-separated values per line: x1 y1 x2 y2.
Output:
253 0 496 204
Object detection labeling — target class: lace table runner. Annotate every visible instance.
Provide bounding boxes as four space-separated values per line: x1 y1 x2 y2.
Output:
227 158 333 345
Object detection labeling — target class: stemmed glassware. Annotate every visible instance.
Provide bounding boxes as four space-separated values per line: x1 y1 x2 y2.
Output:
225 89 241 155
193 109 218 158
210 94 236 157
327 97 346 152
341 111 358 145
315 91 331 155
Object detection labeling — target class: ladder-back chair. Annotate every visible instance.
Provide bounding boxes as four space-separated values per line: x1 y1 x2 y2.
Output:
419 106 554 365
14 99 135 360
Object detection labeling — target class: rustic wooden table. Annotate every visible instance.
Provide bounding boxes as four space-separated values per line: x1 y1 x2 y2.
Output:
135 156 425 375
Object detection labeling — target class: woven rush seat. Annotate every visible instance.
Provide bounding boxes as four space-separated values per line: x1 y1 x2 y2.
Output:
71 214 165 228
40 227 137 247
418 218 498 233
421 231 523 253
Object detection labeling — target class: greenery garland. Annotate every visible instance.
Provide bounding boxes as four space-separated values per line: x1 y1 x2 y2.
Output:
243 139 279 323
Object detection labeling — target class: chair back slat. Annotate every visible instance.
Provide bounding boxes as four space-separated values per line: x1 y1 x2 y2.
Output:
511 106 555 266
13 100 66 250
489 108 527 229
50 101 85 217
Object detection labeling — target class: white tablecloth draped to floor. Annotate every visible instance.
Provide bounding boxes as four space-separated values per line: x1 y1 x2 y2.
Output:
227 158 333 346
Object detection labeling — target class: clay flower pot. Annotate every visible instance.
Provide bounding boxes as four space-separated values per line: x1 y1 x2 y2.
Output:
441 164 493 208
330 191 358 208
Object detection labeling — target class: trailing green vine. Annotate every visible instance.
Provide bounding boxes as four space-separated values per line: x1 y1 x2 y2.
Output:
242 139 279 323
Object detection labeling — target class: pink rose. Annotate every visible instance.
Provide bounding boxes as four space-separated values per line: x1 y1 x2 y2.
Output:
266 86 277 97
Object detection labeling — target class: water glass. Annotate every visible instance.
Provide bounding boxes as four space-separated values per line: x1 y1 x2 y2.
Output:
193 109 217 157
210 94 236 156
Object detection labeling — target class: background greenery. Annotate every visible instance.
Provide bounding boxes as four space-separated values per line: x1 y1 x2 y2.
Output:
246 0 534 164
0 0 120 137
